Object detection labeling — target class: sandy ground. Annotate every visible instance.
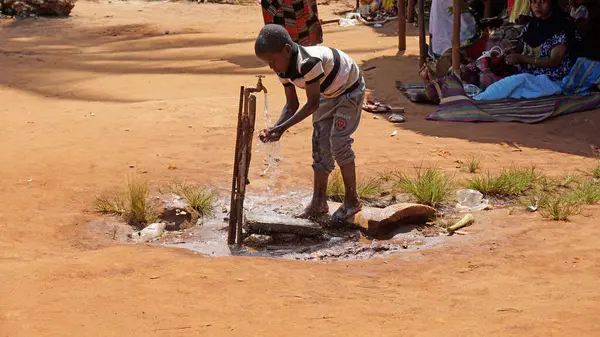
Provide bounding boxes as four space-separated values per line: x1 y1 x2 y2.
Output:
1 1 600 335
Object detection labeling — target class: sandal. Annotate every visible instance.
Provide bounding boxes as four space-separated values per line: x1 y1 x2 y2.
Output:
331 202 363 222
362 100 405 114
388 113 405 123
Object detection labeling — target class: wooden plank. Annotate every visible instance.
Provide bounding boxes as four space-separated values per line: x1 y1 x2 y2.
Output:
407 0 415 23
398 0 406 51
418 0 426 66
452 0 461 73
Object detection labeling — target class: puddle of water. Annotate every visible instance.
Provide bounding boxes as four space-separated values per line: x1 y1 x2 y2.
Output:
155 192 446 261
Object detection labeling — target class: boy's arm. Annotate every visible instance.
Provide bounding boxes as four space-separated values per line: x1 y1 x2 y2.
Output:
271 81 320 133
274 85 300 127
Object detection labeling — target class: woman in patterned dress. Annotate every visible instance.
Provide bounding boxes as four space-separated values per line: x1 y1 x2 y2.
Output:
260 0 323 46
505 0 581 81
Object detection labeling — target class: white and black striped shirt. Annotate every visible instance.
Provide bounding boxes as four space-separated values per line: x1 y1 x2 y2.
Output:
278 44 361 98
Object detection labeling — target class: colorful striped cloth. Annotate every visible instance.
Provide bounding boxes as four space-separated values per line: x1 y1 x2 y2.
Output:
396 77 600 123
261 0 323 47
562 58 600 96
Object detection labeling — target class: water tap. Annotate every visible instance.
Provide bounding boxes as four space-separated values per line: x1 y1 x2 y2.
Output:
255 75 267 94
246 75 268 94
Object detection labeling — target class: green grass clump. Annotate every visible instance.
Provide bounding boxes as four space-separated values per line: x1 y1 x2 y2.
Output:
394 166 453 207
326 171 345 201
569 181 600 205
327 171 384 202
95 177 157 230
538 192 579 221
160 181 216 216
467 166 538 197
465 156 481 174
94 192 126 215
126 176 155 229
591 161 600 179
180 185 216 216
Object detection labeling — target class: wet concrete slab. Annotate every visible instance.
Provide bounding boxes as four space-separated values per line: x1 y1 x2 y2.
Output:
246 214 325 237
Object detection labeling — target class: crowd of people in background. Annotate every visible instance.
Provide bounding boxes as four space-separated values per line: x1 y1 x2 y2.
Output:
258 0 600 101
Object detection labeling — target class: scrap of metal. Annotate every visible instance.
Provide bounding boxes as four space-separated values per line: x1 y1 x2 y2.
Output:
228 76 267 246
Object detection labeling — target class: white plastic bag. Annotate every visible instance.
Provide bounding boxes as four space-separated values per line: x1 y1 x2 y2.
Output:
455 189 489 212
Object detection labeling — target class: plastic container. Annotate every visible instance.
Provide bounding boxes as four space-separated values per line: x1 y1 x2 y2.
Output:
134 223 166 243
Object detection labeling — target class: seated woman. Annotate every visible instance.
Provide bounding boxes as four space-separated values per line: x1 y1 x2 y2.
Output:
504 0 580 82
417 0 580 102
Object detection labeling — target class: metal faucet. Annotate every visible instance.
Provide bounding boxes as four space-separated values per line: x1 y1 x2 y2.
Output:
244 75 268 94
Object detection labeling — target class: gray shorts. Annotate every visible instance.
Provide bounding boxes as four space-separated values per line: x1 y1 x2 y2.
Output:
312 78 365 173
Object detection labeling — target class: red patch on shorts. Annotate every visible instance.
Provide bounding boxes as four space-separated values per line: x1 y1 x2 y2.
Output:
335 118 346 130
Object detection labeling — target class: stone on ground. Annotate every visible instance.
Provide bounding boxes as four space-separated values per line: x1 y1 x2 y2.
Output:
352 203 436 239
243 234 273 248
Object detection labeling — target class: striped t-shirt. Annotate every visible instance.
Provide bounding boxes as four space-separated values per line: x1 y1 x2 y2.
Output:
278 44 361 98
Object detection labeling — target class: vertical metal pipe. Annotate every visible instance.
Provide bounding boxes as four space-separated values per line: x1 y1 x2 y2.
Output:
228 86 244 245
244 93 258 185
237 95 257 245
235 94 255 246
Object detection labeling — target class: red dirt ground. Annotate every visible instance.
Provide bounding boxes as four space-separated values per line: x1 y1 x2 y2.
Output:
1 1 599 336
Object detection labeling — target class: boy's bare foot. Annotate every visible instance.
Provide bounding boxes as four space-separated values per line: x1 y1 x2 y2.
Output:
331 201 363 222
294 202 329 220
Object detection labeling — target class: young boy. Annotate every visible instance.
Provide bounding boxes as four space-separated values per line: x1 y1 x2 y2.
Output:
255 24 365 221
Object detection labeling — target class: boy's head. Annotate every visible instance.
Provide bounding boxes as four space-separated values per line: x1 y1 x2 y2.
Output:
255 24 294 74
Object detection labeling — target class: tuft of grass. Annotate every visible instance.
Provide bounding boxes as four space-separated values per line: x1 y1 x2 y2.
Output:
377 170 396 182
558 174 579 188
394 166 453 207
327 171 384 202
569 181 600 205
357 176 385 200
180 185 217 216
538 192 579 221
159 181 216 216
465 156 481 174
592 161 600 179
327 171 345 202
432 215 455 229
467 166 538 197
125 176 155 229
94 192 126 215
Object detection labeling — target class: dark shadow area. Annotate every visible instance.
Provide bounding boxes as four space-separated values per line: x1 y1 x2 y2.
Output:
360 53 600 157
0 19 265 102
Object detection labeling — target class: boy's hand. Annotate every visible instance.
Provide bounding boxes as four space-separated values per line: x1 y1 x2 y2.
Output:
259 127 283 143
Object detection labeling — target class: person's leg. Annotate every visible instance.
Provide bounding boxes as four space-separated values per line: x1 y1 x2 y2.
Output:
330 80 365 221
338 160 360 210
296 100 336 219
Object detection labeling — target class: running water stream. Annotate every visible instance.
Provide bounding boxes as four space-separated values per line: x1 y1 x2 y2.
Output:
257 93 282 191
